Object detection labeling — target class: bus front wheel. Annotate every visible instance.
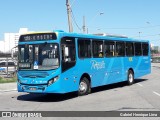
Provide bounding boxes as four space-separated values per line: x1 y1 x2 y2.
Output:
78 77 91 96
128 70 134 85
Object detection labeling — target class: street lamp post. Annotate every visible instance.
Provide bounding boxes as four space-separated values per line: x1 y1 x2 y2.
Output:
139 32 142 39
89 12 104 24
82 16 86 33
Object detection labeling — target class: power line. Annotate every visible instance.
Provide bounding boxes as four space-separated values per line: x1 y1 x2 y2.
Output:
70 0 77 7
70 8 82 31
150 39 160 41
87 25 160 30
133 34 160 38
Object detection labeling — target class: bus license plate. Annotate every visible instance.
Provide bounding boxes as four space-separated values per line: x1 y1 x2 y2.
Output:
29 87 37 91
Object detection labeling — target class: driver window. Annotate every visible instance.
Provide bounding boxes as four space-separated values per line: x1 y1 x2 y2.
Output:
61 37 76 72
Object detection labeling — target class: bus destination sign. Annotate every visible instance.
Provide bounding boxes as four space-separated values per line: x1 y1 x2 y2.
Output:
19 33 57 42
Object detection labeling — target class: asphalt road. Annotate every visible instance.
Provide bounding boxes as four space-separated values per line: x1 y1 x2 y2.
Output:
0 63 160 119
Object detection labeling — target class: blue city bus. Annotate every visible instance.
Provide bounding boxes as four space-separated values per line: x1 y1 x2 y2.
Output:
17 30 151 95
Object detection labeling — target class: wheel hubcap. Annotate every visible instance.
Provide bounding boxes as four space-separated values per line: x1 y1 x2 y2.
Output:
129 73 133 83
79 81 87 93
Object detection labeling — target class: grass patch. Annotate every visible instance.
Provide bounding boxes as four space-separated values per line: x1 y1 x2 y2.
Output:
0 76 17 84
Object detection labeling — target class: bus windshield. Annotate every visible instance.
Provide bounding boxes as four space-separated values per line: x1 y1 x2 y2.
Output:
18 43 59 70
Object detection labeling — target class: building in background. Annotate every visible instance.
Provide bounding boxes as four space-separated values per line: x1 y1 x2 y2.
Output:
152 46 160 53
0 41 5 53
0 28 30 53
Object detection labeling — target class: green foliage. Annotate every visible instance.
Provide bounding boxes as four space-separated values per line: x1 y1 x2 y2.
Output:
0 77 17 83
151 50 159 54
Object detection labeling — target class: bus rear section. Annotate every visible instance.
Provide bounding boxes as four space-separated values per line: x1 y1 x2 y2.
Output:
73 38 151 93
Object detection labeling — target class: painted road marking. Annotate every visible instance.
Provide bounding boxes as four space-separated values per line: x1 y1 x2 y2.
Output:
153 91 160 97
137 83 143 87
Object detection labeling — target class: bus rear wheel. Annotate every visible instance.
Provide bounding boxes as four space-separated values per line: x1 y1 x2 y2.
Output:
128 70 134 85
78 77 91 96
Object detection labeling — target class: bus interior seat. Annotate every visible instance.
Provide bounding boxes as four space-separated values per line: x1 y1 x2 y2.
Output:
42 58 58 66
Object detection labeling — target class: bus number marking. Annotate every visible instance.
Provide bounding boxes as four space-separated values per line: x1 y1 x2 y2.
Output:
129 57 133 62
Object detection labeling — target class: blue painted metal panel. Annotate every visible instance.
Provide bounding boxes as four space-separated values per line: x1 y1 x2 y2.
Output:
17 31 151 94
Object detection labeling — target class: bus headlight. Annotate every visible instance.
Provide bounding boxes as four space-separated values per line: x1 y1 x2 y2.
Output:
48 76 59 86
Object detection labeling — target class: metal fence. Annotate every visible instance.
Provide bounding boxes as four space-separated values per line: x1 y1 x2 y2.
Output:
0 57 17 78
151 57 160 63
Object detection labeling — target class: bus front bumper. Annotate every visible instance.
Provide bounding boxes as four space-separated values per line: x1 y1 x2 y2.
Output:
17 82 65 94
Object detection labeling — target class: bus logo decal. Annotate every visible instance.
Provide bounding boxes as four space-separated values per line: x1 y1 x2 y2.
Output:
91 60 105 70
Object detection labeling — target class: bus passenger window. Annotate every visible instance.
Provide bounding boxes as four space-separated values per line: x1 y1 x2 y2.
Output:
116 42 125 56
92 40 103 58
135 42 142 56
142 43 149 56
126 42 134 56
78 39 91 58
104 41 115 57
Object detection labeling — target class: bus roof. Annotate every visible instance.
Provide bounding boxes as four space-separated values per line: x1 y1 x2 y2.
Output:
55 30 150 43
19 30 149 43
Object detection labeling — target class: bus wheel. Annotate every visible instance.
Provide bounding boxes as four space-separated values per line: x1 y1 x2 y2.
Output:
128 70 134 85
78 77 91 96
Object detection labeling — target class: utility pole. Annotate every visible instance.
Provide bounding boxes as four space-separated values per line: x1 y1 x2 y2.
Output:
82 16 86 33
66 0 73 32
